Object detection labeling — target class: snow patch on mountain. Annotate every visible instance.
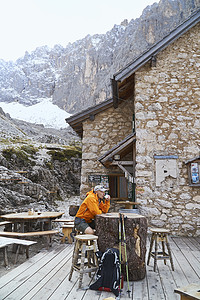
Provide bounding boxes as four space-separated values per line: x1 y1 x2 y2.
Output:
0 98 71 129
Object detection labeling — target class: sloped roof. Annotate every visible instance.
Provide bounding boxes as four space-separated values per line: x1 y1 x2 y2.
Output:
66 9 200 136
98 132 136 167
65 98 114 137
185 156 200 164
112 9 200 107
113 9 200 83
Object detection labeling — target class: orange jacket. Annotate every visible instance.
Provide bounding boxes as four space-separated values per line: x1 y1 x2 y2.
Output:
76 190 110 223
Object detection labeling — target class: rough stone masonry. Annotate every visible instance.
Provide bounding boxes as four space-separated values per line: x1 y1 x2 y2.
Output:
134 22 200 236
79 22 200 236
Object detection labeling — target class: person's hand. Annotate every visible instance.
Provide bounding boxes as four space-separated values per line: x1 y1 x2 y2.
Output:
104 194 110 201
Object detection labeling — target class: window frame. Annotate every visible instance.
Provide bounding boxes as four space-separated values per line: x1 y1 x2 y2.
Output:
186 159 200 187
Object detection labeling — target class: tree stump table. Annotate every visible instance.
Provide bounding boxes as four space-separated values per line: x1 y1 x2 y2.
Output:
95 212 148 281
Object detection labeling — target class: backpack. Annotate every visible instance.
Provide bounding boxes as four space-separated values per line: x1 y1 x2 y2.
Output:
89 248 120 297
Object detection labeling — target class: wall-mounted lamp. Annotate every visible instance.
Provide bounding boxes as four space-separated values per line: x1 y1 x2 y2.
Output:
114 154 120 160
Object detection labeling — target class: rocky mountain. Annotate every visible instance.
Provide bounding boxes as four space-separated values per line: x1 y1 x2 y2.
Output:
0 107 81 215
0 0 199 116
0 107 78 145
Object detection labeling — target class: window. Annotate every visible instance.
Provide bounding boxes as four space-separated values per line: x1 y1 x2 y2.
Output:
88 173 134 199
109 175 128 199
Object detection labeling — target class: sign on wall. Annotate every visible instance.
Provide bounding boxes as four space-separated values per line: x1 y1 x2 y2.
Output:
154 155 178 187
185 156 200 186
88 174 109 189
191 162 199 184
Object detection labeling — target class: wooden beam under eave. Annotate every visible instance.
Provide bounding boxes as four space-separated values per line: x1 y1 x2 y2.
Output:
111 161 134 166
71 123 83 137
89 114 95 121
100 139 134 166
118 73 135 101
151 55 157 67
111 78 119 108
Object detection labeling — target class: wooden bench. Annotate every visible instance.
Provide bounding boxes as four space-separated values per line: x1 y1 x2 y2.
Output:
174 283 200 300
52 219 74 224
11 238 37 264
0 221 13 231
0 236 36 266
52 219 74 243
0 230 59 247
0 221 12 226
0 237 14 267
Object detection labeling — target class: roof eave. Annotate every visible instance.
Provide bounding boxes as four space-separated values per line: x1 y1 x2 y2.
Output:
114 9 200 82
185 156 200 164
98 132 136 166
65 98 114 136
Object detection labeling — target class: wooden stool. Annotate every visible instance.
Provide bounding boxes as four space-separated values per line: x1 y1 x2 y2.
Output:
147 228 174 272
174 283 200 300
61 223 74 243
68 234 99 288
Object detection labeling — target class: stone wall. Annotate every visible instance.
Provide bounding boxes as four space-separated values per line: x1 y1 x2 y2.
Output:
79 22 200 236
80 99 134 198
134 23 200 236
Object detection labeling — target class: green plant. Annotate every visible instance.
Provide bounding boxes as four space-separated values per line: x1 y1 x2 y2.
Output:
20 144 38 156
2 147 35 166
45 161 53 169
47 146 82 162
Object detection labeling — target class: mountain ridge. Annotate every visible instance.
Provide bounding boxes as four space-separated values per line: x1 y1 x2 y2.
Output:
0 0 199 118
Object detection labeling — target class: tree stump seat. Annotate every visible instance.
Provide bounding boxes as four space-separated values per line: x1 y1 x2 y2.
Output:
95 212 148 281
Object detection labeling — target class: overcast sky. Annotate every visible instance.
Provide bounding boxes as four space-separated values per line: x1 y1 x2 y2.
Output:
0 0 159 62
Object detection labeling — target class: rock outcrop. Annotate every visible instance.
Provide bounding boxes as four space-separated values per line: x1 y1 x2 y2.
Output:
0 143 81 215
0 109 81 215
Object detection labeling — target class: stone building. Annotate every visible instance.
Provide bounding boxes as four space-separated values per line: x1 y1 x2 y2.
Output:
66 10 200 236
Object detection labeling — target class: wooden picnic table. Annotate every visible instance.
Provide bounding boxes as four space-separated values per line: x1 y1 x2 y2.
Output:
0 211 64 232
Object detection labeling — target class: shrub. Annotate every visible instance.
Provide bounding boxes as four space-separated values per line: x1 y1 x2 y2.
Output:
47 146 82 162
20 144 38 156
2 147 35 167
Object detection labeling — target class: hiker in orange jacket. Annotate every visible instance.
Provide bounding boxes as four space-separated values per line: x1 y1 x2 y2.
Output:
75 185 110 234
